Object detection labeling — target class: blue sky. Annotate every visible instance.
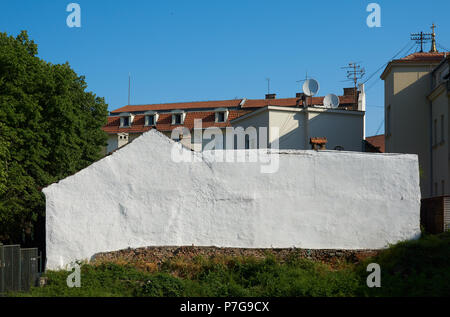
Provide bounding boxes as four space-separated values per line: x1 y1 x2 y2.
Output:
1 0 449 136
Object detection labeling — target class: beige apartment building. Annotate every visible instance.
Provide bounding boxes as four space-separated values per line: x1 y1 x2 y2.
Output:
381 51 449 198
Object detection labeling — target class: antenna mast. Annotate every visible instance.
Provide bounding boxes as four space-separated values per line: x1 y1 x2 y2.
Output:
341 62 365 108
411 29 432 53
128 73 131 105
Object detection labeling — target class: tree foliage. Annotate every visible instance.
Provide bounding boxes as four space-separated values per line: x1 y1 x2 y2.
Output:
0 31 108 243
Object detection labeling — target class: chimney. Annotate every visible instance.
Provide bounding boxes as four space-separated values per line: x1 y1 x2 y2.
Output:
310 137 327 150
296 93 306 107
265 93 276 100
343 87 357 96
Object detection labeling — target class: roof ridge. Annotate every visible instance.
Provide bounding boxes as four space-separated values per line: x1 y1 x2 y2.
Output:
112 98 243 108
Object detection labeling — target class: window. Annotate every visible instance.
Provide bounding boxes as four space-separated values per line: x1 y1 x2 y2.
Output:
217 112 225 123
122 116 130 127
174 114 182 124
147 115 155 126
171 111 185 125
215 108 228 123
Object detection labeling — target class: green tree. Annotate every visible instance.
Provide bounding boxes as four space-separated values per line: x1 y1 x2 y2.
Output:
0 31 108 244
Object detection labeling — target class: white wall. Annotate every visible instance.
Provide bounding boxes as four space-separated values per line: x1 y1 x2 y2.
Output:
236 106 364 151
43 130 421 269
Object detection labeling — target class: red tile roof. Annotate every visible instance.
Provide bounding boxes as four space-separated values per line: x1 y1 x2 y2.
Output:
399 52 446 62
111 99 243 114
366 135 385 153
102 110 253 134
104 92 360 134
381 52 446 79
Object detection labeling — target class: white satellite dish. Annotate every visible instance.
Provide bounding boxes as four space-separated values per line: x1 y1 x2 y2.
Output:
323 94 340 108
302 79 320 96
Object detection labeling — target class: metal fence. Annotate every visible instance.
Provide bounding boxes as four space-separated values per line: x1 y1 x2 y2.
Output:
0 244 42 294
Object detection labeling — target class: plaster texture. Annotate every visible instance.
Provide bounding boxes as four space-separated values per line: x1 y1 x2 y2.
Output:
43 130 421 269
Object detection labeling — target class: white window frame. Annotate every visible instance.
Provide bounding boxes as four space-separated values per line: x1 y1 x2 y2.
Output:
171 110 185 125
214 108 229 123
118 112 134 128
144 111 159 126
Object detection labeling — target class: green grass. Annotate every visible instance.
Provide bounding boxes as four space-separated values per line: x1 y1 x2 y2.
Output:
11 231 450 297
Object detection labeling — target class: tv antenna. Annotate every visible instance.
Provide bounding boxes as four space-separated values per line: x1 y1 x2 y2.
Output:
266 78 271 94
341 62 365 106
296 71 309 84
128 73 131 105
410 30 432 53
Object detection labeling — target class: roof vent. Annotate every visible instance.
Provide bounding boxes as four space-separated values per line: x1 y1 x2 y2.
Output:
310 137 327 150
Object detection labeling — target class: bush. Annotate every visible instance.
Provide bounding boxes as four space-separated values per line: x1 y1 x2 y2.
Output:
13 232 450 297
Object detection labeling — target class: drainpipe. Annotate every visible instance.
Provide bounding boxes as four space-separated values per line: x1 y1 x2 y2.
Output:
358 83 366 152
429 70 434 197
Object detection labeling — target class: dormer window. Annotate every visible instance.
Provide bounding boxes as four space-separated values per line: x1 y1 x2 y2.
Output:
118 112 133 127
171 110 185 125
144 111 158 126
214 108 229 123
174 114 182 124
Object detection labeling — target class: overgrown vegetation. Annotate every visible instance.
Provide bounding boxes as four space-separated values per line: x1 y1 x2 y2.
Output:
12 232 450 297
0 31 108 244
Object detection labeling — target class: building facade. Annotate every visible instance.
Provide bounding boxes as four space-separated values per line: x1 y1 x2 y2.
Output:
381 51 449 198
102 87 366 154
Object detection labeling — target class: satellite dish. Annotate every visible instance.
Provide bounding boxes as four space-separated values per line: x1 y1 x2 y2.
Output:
302 79 320 96
323 94 340 108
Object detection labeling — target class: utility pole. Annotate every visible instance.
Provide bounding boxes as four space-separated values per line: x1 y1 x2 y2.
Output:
341 62 365 108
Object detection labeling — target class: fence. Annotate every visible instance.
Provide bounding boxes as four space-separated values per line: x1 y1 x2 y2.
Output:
0 244 42 294
421 196 450 233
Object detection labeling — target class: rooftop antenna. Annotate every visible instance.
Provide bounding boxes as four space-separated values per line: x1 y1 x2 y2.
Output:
128 73 131 105
266 78 270 94
341 62 365 108
296 71 309 84
410 28 432 53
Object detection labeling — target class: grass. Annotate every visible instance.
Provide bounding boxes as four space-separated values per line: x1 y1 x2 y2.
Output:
10 231 450 297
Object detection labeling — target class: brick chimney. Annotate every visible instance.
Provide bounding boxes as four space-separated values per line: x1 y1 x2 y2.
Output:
296 93 305 107
265 93 276 100
310 137 327 150
343 87 357 96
